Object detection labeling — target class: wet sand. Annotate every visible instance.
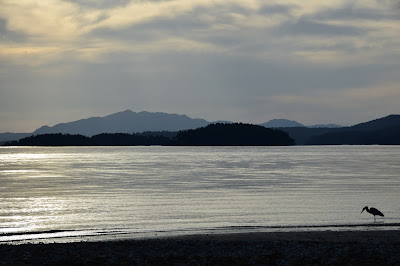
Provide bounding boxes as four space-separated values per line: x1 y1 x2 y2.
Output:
1 230 399 265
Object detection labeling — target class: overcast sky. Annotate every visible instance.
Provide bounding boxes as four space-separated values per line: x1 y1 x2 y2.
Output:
1 0 399 132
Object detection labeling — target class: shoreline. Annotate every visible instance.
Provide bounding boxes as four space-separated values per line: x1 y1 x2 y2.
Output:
1 230 399 265
2 222 398 244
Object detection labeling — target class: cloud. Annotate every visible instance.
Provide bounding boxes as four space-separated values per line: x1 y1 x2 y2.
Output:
280 19 366 36
265 82 400 124
1 0 399 66
0 0 399 131
65 0 128 9
0 0 97 39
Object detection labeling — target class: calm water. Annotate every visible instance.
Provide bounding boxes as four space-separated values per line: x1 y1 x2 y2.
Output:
1 146 399 243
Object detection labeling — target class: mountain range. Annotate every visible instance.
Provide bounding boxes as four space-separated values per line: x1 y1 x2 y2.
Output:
259 119 340 128
1 110 399 145
33 110 209 136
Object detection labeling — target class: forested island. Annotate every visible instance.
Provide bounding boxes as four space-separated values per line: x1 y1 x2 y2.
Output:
174 123 294 146
5 123 295 146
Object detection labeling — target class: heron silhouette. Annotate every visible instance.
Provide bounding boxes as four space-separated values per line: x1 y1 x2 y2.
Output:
361 206 384 221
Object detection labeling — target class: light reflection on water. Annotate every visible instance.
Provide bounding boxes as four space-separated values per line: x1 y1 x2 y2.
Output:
0 146 400 243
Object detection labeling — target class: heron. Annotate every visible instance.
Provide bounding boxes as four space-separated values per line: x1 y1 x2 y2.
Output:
361 206 384 221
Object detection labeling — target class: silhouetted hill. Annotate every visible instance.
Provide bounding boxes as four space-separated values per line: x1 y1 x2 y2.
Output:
138 131 178 139
347 115 400 131
9 134 90 146
7 124 294 146
306 115 400 145
33 110 209 136
8 133 173 146
174 123 295 146
90 133 173 146
306 126 400 145
260 119 305 128
278 127 343 145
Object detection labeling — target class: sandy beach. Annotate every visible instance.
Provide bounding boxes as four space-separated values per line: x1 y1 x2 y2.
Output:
1 230 399 265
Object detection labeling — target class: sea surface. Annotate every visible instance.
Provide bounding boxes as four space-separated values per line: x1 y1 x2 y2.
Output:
1 146 399 244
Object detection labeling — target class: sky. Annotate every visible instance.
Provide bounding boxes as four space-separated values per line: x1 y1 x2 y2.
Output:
1 0 400 132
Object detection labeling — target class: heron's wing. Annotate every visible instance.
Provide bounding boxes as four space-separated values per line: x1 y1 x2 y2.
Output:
370 207 384 216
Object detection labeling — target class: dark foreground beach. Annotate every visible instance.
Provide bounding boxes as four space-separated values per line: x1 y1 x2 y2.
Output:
1 230 399 265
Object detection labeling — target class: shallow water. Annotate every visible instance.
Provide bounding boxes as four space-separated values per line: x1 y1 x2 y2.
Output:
1 146 399 243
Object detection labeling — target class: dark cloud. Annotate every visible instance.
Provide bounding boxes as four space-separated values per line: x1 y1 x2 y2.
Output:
91 13 210 42
65 0 129 9
258 4 297 15
0 19 26 43
89 4 254 50
279 18 367 36
313 5 399 21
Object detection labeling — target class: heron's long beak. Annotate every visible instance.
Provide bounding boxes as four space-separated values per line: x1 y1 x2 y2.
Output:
361 209 364 213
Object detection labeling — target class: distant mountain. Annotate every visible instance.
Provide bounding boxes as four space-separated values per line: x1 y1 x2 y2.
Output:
260 119 341 129
260 119 305 128
211 120 233 124
32 110 210 136
0 132 31 145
